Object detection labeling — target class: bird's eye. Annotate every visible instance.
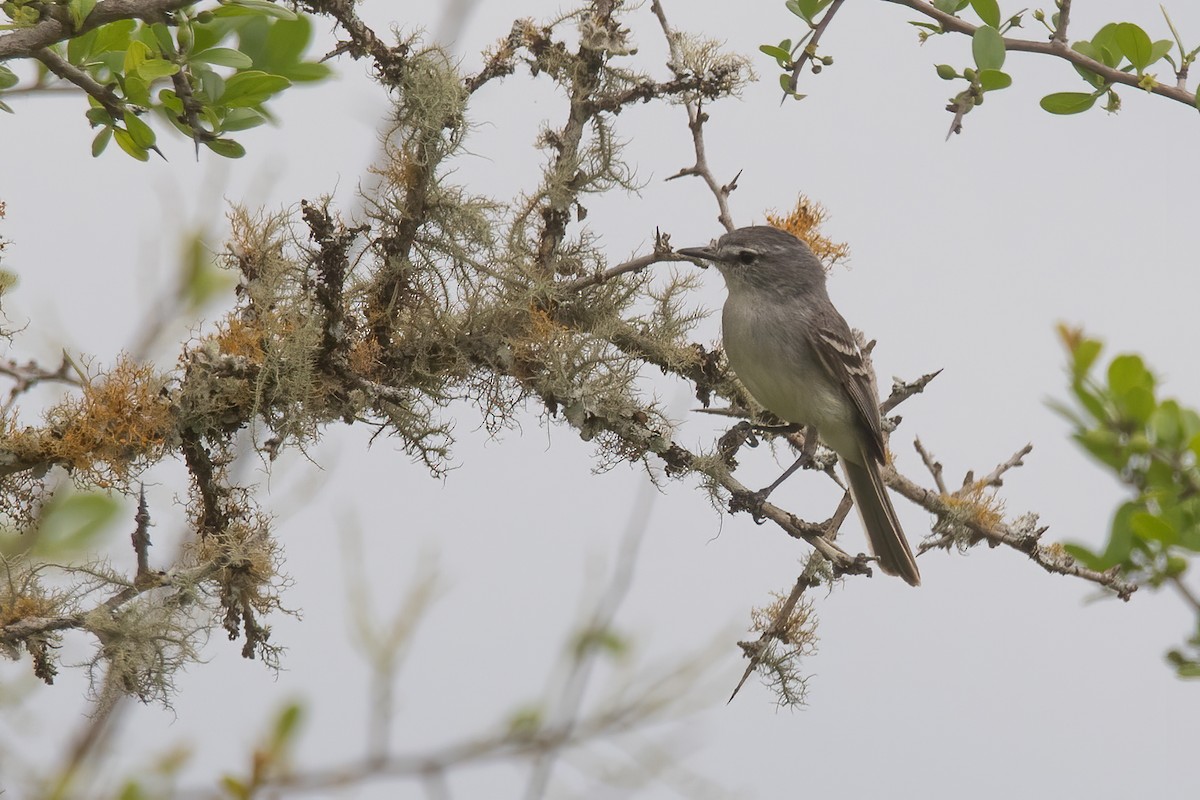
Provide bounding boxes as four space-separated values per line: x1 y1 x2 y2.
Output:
737 250 757 265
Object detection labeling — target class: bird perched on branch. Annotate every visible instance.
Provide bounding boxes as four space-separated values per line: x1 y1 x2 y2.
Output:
678 226 920 586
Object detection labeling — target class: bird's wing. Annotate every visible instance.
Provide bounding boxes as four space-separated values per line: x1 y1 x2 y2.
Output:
805 318 888 464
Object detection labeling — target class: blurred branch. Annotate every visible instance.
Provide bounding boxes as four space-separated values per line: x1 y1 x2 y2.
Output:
0 352 79 416
522 443 661 799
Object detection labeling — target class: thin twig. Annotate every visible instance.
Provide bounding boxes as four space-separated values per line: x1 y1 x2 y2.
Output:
889 467 1138 598
913 438 947 495
32 47 125 121
786 0 849 96
0 355 78 416
884 0 1196 108
132 485 152 580
650 0 738 232
1053 0 1072 45
1169 575 1200 614
522 448 660 799
729 556 823 704
560 249 683 293
975 443 1033 489
881 368 941 414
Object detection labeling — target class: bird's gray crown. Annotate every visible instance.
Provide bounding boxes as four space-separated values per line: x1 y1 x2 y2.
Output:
679 225 827 297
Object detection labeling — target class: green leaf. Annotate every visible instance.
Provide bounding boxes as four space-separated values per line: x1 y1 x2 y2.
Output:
1120 385 1156 425
219 0 298 20
269 702 304 751
795 0 833 23
1090 23 1123 67
93 19 136 55
196 67 225 103
123 110 156 149
157 88 183 114
67 28 98 64
1149 39 1174 66
34 492 121 556
1108 354 1152 396
204 138 246 158
220 107 265 131
190 47 254 68
219 70 290 107
1114 22 1153 70
149 22 176 57
1150 400 1184 447
91 126 112 156
972 25 1005 70
123 74 151 106
933 0 968 12
1063 543 1105 570
759 44 792 65
1070 338 1103 379
123 39 152 75
1131 512 1176 545
68 0 98 29
1099 501 1139 568
785 0 807 21
1071 61 1107 89
220 776 250 800
977 68 1012 91
0 65 17 90
1040 91 1097 114
277 61 331 83
85 107 112 125
970 0 1001 28
263 16 315 66
137 58 180 80
1075 428 1127 470
113 127 150 161
179 232 232 310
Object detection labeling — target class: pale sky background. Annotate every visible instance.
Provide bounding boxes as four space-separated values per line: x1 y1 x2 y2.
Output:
2 1 1200 798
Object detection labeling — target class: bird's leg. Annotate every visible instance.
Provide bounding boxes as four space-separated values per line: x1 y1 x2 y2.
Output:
730 425 821 523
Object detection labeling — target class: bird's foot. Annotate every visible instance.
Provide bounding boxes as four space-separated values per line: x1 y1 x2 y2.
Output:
729 487 772 524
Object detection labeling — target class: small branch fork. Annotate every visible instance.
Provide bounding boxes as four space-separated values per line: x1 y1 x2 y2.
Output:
0 353 80 416
728 554 824 704
786 0 849 95
650 1 740 233
899 440 1137 599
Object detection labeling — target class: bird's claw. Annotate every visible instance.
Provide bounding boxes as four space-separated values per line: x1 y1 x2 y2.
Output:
729 488 772 523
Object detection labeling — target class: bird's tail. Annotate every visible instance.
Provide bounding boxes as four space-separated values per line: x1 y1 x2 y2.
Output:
842 457 921 586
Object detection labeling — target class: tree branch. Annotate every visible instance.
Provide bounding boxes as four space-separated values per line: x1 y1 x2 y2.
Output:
786 0 848 95
0 0 195 61
651 0 739 233
884 0 1197 109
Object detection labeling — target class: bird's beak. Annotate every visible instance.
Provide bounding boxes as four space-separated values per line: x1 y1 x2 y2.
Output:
676 245 719 263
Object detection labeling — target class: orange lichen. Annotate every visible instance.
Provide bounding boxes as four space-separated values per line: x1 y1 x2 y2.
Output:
348 334 384 379
214 315 266 362
48 356 173 487
766 197 851 269
943 484 1006 531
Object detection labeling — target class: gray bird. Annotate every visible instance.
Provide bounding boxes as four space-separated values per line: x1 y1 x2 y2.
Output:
678 226 920 586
